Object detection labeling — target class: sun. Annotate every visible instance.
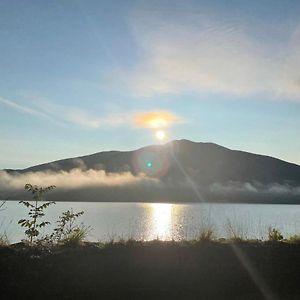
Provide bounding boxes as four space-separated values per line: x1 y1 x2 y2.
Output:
155 130 166 141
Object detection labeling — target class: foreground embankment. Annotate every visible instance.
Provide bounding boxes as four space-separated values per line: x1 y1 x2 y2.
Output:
1 241 300 300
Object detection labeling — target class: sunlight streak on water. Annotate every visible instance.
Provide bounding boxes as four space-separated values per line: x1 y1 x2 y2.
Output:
148 203 173 240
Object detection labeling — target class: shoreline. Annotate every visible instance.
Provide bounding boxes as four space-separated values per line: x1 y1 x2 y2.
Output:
2 199 300 205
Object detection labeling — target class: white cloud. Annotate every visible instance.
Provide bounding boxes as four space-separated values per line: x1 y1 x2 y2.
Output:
25 96 125 129
0 97 53 120
122 13 300 100
0 169 158 190
0 95 183 129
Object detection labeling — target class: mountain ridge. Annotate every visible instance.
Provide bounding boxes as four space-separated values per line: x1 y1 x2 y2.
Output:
2 139 300 203
5 139 300 174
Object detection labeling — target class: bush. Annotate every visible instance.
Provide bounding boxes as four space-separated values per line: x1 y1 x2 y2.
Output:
60 227 89 246
197 226 215 242
0 233 9 246
268 227 283 241
18 184 56 243
0 201 9 246
289 234 300 243
52 209 90 246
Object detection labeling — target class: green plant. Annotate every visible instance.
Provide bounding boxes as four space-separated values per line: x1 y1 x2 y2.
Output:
18 184 56 243
60 227 88 246
268 227 283 241
289 234 300 243
226 219 247 242
52 209 89 245
0 201 9 246
0 233 9 246
197 226 215 242
0 200 6 211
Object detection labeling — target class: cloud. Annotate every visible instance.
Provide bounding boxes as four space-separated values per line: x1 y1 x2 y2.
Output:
23 96 127 129
0 169 166 202
1 167 300 203
133 111 183 128
0 169 158 190
0 97 55 121
120 11 300 100
209 182 300 196
0 95 183 130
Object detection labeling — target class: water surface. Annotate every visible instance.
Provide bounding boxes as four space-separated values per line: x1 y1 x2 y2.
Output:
1 201 300 243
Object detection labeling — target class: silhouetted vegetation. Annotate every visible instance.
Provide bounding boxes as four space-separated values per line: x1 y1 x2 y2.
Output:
51 210 89 246
17 184 89 246
0 201 9 245
18 184 56 243
196 225 215 241
268 227 284 241
2 184 300 298
226 219 249 242
1 240 300 299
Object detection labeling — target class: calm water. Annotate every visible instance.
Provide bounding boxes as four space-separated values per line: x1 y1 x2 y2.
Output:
1 201 300 243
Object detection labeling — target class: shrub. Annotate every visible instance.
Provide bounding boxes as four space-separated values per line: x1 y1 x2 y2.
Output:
0 233 9 246
289 234 300 243
18 184 56 243
0 201 9 246
52 209 89 246
268 227 283 241
197 226 215 242
59 227 88 247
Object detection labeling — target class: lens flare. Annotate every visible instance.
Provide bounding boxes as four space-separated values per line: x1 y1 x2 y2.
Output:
134 111 181 129
132 147 170 178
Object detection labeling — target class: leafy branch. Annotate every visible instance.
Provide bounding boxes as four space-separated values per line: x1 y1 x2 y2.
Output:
18 184 56 243
51 210 88 245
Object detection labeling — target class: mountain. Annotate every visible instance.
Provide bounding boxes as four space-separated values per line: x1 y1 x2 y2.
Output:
3 140 300 203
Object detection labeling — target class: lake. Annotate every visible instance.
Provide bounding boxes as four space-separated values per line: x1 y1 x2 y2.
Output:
1 201 300 243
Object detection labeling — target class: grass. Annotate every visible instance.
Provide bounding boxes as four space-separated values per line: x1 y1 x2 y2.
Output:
288 234 300 243
0 234 9 246
1 240 300 300
196 225 215 241
60 227 89 247
225 219 249 242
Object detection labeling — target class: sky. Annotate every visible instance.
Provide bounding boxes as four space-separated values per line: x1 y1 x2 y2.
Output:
1 0 300 169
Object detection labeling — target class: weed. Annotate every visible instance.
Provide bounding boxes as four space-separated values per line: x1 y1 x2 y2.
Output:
268 227 283 241
289 234 300 243
0 233 9 246
197 225 215 242
52 209 90 246
226 219 247 242
18 184 56 243
60 226 89 246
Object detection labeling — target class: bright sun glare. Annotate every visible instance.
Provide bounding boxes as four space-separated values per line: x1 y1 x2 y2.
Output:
155 130 166 141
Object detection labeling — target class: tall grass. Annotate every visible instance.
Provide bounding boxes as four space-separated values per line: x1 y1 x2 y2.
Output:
0 201 9 246
195 222 215 241
226 219 249 242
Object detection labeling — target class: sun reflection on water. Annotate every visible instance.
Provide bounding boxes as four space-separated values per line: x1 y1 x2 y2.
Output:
148 203 173 240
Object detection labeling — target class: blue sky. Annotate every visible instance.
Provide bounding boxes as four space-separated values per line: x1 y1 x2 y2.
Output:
1 0 300 169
